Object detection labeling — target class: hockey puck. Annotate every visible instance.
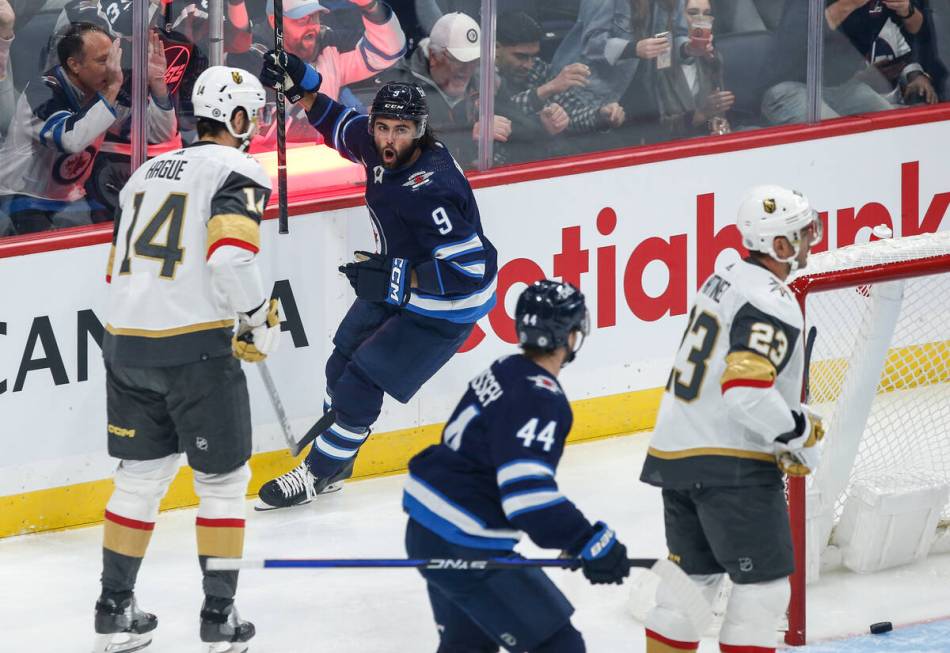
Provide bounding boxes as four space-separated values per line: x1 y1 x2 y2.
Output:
869 621 893 635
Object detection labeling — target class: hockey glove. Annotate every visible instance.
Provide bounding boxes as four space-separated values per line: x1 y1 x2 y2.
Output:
339 251 411 307
775 406 824 476
577 522 629 585
233 299 281 363
260 50 322 103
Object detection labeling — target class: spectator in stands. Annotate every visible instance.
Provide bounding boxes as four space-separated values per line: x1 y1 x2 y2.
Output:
0 0 14 139
46 1 254 221
493 11 626 163
550 0 694 118
231 0 405 146
761 0 926 124
654 0 735 138
857 18 939 105
379 11 512 166
0 23 176 234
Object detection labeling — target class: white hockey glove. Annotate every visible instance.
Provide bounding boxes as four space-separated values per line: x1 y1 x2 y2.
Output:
774 405 825 477
233 299 280 363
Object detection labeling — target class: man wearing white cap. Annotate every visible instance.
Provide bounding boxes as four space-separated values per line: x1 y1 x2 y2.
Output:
380 11 511 166
245 0 405 144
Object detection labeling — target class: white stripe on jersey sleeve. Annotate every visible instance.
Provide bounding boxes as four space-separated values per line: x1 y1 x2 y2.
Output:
496 460 555 488
501 489 565 519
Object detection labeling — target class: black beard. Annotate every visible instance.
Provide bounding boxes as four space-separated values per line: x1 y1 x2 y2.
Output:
379 143 418 170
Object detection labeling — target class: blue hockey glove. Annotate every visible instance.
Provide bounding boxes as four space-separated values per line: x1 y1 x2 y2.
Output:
260 49 322 103
339 251 411 307
578 522 629 585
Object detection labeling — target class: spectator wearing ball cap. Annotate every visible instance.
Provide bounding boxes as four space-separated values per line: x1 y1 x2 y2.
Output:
233 0 406 145
378 11 512 167
493 10 627 164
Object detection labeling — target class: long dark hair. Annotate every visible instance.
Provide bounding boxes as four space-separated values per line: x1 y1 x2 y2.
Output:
629 0 676 35
418 124 438 150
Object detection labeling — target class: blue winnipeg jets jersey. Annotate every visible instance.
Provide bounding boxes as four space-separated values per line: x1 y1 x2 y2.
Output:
307 93 497 324
403 355 594 552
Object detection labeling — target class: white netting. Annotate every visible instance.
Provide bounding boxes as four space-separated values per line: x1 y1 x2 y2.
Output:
795 229 950 277
796 234 950 534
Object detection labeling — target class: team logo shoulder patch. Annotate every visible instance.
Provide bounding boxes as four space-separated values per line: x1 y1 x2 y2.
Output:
527 374 561 395
768 277 791 300
403 171 434 190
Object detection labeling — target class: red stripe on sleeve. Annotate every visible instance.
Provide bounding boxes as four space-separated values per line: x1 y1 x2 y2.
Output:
196 517 246 528
721 378 775 394
104 510 156 531
206 238 259 260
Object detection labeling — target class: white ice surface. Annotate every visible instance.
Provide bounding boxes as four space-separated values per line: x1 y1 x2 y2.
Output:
3 434 950 652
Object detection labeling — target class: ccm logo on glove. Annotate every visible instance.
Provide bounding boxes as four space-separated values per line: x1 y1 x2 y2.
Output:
389 258 409 306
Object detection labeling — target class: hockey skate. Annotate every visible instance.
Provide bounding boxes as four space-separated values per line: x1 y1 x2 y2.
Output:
254 458 353 511
91 592 157 653
200 598 254 653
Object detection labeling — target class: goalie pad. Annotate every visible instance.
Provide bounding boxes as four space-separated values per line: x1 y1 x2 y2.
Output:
719 577 789 650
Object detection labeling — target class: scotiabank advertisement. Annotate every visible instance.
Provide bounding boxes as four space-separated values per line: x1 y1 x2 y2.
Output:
2 119 949 500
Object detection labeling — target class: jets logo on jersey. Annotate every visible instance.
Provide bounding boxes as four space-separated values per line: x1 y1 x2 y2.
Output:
403 171 434 191
527 375 561 395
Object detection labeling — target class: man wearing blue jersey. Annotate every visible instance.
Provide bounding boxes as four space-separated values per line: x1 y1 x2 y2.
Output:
256 50 498 509
403 280 630 652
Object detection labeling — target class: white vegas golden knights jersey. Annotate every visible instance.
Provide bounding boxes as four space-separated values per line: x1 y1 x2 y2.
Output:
103 142 272 367
641 258 805 488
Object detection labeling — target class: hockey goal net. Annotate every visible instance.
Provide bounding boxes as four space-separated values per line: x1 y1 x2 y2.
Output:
785 229 950 645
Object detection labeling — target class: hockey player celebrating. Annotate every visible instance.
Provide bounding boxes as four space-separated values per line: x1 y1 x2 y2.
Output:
639 185 824 653
93 66 278 653
255 51 497 509
403 280 629 652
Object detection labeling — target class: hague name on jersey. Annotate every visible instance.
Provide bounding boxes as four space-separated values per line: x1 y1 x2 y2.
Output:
103 142 271 367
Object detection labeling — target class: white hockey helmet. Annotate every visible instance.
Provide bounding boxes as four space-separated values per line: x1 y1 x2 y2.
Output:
192 66 267 149
736 185 822 270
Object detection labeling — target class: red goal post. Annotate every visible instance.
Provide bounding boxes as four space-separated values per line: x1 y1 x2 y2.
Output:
785 230 950 646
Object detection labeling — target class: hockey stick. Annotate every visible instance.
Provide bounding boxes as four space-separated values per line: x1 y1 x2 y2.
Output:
256 360 299 455
209 557 657 570
273 0 289 235
291 409 336 456
254 360 335 456
207 557 712 630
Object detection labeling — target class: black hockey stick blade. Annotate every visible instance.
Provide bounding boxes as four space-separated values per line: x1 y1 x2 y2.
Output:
803 325 818 402
273 0 289 235
291 409 336 457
